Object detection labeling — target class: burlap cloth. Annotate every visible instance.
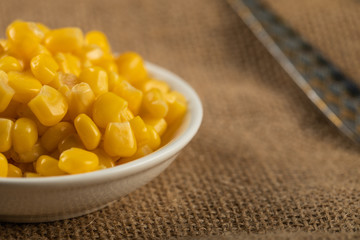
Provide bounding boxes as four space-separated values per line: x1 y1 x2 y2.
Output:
1 0 360 239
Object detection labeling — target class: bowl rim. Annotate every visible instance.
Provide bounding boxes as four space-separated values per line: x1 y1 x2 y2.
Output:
0 62 203 187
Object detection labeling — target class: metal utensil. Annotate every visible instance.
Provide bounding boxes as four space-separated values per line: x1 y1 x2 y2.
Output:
227 0 360 143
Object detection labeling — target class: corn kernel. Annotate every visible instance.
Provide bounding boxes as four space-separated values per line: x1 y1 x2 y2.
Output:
28 85 68 126
145 125 161 150
15 142 46 163
74 114 101 150
79 66 108 96
12 118 38 153
0 153 8 177
36 23 50 36
54 53 81 77
7 71 42 103
117 144 153 165
142 88 168 118
113 79 143 115
67 82 95 120
139 78 169 94
107 71 122 91
7 163 22 177
96 59 118 74
58 148 99 174
30 54 59 84
44 28 84 53
0 56 23 72
116 52 147 84
85 31 111 53
16 104 48 136
103 122 137 157
58 133 84 153
165 91 187 124
0 118 14 152
129 116 150 145
0 71 15 112
91 148 114 169
92 92 127 128
143 117 167 136
40 122 75 152
24 172 41 177
80 44 104 62
49 71 78 89
36 155 66 176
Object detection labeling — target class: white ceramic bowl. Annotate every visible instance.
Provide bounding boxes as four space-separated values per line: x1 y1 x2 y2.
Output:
0 62 203 223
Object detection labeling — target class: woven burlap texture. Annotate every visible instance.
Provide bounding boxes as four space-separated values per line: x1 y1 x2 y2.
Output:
1 0 360 239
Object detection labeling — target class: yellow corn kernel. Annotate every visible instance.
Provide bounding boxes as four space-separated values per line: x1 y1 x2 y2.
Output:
7 163 22 177
0 72 15 112
36 23 50 36
40 122 75 152
16 104 48 136
80 44 104 62
113 79 143 115
12 118 38 153
0 100 19 118
142 88 168 118
143 117 167 136
103 122 137 157
58 133 84 153
30 54 59 84
165 91 187 124
129 116 150 145
15 142 46 163
58 148 99 174
120 109 134 122
0 118 14 152
145 125 161 150
0 56 23 72
49 72 78 89
0 153 8 177
92 92 127 128
67 82 95 120
36 155 66 176
74 114 101 150
79 66 108 96
85 31 111 53
6 20 43 59
54 52 81 77
117 144 153 165
28 85 68 126
44 28 84 53
107 71 122 91
30 44 52 58
91 148 114 169
139 78 169 94
24 172 41 177
116 52 147 84
7 71 42 103
96 59 118 74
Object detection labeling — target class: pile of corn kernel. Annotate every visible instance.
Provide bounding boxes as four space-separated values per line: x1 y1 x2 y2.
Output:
0 20 187 178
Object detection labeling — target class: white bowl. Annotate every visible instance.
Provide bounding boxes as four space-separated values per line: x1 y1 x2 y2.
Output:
0 62 203 223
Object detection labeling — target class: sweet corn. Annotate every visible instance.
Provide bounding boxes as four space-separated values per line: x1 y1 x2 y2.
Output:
58 148 99 174
0 71 15 112
12 118 38 153
91 148 114 169
116 52 147 84
40 122 75 152
30 54 59 84
0 56 23 72
143 117 167 136
79 66 108 96
7 163 22 177
36 155 65 176
112 79 143 115
0 153 8 177
103 122 137 157
0 118 14 152
28 85 68 126
0 21 188 177
74 114 101 150
7 71 42 103
44 28 84 53
92 92 127 128
142 88 168 118
85 31 111 53
58 133 84 153
67 82 95 120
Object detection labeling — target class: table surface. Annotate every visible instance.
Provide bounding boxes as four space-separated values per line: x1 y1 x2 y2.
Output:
1 0 360 239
